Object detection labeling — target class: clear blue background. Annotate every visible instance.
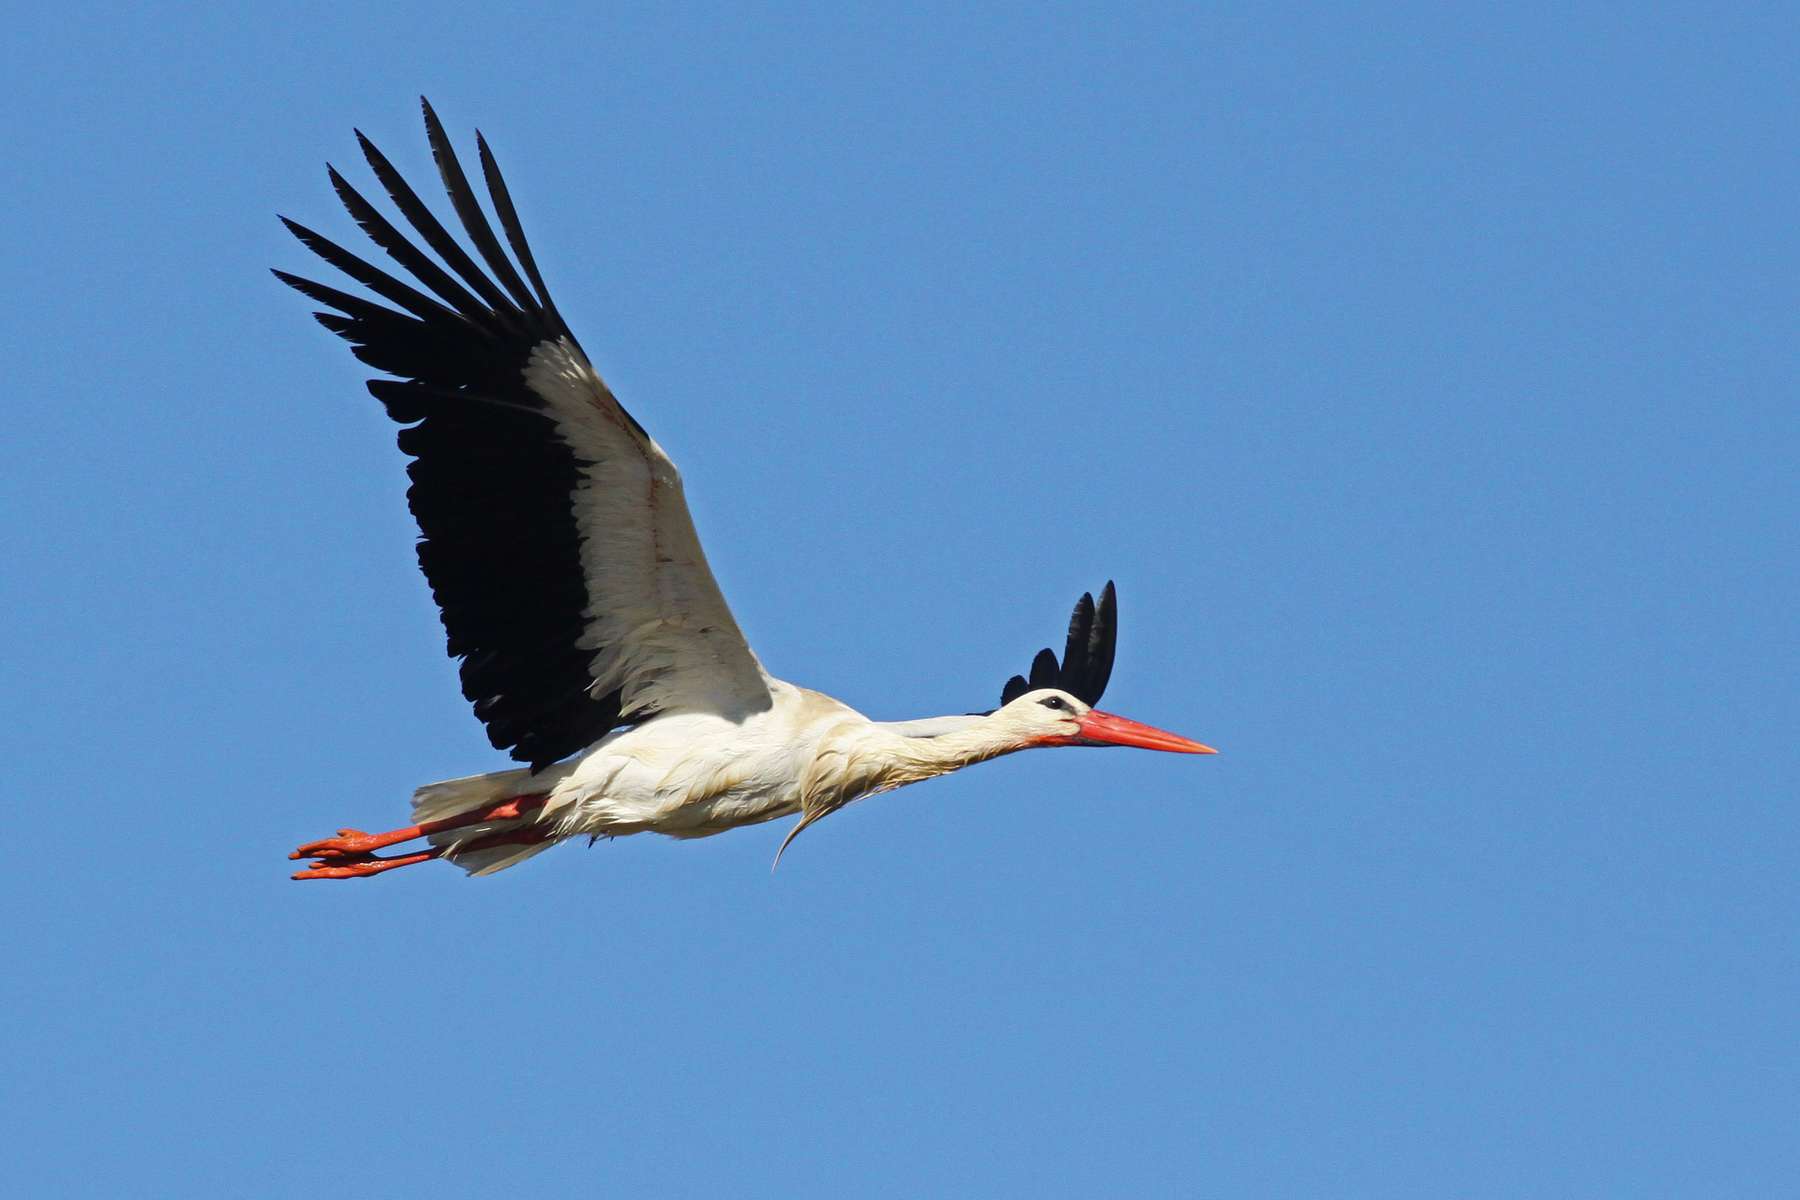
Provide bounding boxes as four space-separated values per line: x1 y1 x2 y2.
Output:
3 4 1793 1195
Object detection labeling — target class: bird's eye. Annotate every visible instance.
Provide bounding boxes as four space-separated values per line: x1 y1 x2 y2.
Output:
1039 696 1066 711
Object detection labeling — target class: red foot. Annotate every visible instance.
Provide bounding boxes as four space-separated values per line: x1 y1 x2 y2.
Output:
290 821 554 881
289 794 550 863
290 827 389 860
292 847 441 880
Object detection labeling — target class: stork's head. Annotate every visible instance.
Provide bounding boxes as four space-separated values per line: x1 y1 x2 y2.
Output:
995 687 1216 754
993 581 1216 756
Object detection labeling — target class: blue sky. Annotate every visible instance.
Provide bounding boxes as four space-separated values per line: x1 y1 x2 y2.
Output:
3 3 1793 1195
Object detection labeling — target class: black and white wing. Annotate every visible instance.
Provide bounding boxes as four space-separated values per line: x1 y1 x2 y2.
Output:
277 99 771 771
999 582 1118 707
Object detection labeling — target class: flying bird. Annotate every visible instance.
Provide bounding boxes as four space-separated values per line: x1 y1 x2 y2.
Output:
279 99 1215 880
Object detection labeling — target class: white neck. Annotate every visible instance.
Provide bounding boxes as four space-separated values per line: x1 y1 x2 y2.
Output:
775 710 1029 866
869 713 989 741
860 712 1027 780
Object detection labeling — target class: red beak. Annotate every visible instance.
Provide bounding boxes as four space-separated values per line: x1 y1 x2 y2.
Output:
1072 710 1217 755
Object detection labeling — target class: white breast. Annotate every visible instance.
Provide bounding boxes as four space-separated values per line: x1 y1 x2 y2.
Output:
545 685 866 839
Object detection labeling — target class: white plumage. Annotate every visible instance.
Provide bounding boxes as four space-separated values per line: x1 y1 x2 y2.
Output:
523 338 771 720
281 101 1213 880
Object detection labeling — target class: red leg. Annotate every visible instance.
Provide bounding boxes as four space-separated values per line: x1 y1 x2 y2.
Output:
291 847 442 880
291 827 552 881
289 793 549 862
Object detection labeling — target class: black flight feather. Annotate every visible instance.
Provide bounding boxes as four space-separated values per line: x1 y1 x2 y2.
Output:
326 164 494 325
274 100 626 772
353 129 524 327
476 129 577 346
276 218 452 323
419 99 540 315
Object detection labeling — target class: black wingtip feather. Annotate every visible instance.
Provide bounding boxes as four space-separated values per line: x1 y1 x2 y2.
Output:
281 209 456 324
355 123 525 328
419 99 541 315
277 109 622 771
474 130 576 348
273 268 398 324
327 162 495 323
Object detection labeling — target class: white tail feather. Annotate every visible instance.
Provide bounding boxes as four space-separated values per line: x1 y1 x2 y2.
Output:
409 765 573 876
409 767 545 824
429 827 557 876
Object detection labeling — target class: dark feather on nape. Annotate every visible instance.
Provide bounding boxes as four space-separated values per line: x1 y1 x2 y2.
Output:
995 582 1120 708
1081 581 1118 705
1061 591 1096 699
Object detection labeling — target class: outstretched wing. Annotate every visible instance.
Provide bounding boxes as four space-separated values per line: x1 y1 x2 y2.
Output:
999 582 1118 707
277 98 771 771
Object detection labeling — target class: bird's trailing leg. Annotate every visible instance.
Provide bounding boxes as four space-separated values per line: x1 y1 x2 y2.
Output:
289 793 550 880
291 845 442 880
291 827 552 880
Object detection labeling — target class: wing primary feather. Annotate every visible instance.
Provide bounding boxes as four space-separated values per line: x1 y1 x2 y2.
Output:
475 131 577 346
281 111 771 770
1001 674 1029 705
279 216 456 322
353 129 525 330
419 98 541 314
327 164 495 326
368 379 553 425
270 268 399 323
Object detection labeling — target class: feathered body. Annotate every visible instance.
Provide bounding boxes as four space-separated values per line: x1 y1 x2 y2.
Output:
408 687 1055 873
280 101 1213 880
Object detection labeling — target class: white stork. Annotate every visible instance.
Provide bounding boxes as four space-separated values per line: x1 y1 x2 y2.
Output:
280 100 1215 880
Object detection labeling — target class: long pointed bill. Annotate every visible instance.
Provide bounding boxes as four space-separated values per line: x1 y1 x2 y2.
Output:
1074 709 1217 754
